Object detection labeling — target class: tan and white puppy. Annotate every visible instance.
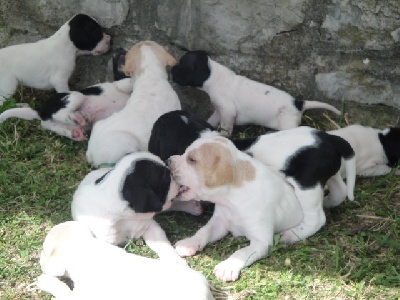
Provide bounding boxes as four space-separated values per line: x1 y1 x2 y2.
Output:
168 132 304 282
329 124 400 177
0 14 111 104
71 152 185 264
171 51 340 135
86 41 181 167
37 221 215 300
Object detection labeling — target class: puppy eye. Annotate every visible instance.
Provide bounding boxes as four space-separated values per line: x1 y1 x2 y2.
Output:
187 156 197 164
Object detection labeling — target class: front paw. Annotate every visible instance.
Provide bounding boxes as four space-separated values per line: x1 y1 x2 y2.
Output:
71 128 87 141
280 229 301 244
175 238 202 257
213 258 242 282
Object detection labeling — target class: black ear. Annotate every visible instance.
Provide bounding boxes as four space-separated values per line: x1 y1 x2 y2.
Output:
171 51 211 87
121 160 171 213
69 14 104 51
38 93 70 121
379 128 400 167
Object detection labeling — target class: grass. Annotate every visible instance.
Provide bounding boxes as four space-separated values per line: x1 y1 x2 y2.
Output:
0 90 399 299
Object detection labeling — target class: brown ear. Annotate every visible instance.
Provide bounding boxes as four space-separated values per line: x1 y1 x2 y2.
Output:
164 52 177 67
123 44 142 75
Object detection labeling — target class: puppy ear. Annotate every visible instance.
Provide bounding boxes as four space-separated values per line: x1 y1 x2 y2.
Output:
121 160 171 213
40 244 66 277
123 44 141 76
164 52 177 67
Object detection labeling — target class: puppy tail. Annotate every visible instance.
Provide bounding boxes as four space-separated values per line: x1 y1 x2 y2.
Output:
329 134 356 201
301 100 341 115
0 107 40 123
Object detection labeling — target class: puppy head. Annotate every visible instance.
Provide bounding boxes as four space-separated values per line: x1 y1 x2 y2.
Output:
68 14 111 55
123 41 177 76
168 136 255 200
379 127 400 167
40 221 93 277
171 50 211 87
121 158 179 213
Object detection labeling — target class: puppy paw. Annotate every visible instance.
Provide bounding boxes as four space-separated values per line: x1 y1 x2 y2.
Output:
169 200 203 216
71 128 87 141
175 238 202 257
71 112 87 127
280 229 302 244
213 259 242 282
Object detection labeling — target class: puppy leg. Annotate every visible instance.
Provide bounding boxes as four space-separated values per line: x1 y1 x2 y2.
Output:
175 213 228 257
142 219 186 265
0 72 18 104
41 120 86 141
50 93 88 126
213 239 269 282
37 274 73 299
218 104 236 135
280 185 325 243
207 110 221 127
359 165 393 177
277 112 301 130
167 199 203 215
323 172 347 208
50 75 70 93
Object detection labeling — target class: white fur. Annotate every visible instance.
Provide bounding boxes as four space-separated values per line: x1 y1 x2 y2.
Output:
86 44 181 167
0 79 132 141
71 152 184 264
245 126 356 242
329 124 399 177
0 15 110 104
168 132 303 282
202 59 340 134
37 221 214 300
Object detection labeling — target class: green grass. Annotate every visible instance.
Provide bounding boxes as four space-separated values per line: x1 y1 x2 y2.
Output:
0 91 399 299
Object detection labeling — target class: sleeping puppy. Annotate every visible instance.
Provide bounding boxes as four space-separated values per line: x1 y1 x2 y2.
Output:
37 221 215 300
243 126 356 242
329 125 400 177
168 132 304 282
71 152 185 264
86 41 181 167
171 50 341 135
0 14 111 104
0 78 132 141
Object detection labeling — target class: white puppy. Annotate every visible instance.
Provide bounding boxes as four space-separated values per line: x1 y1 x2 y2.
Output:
329 124 400 177
168 132 304 282
0 78 132 141
86 41 181 167
71 152 185 264
0 14 111 104
37 221 214 300
171 51 340 134
244 126 357 242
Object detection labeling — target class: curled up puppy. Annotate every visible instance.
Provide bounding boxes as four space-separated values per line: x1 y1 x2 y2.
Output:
171 50 341 135
71 152 186 264
0 14 111 104
37 221 215 300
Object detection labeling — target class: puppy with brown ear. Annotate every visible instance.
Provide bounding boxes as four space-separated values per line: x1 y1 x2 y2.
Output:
168 131 304 282
86 41 181 167
37 221 215 300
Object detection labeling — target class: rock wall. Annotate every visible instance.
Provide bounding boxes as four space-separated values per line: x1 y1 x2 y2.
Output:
0 0 399 113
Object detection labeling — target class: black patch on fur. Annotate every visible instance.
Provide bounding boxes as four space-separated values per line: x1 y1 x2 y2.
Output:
148 110 215 161
231 136 259 151
113 48 129 81
69 14 104 51
121 160 171 213
80 86 103 96
171 51 211 87
95 170 112 184
37 93 70 121
379 128 400 167
294 99 304 112
282 131 355 189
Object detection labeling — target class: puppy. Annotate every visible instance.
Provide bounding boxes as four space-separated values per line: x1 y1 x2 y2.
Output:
86 41 181 167
0 78 132 141
37 221 215 300
243 126 356 242
0 14 111 104
168 132 304 282
329 124 400 177
71 152 185 263
171 50 341 135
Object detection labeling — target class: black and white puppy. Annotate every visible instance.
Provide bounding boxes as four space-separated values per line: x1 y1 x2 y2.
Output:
71 152 185 264
37 221 215 300
0 78 132 141
171 51 341 135
0 14 111 104
244 126 357 242
329 124 400 177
